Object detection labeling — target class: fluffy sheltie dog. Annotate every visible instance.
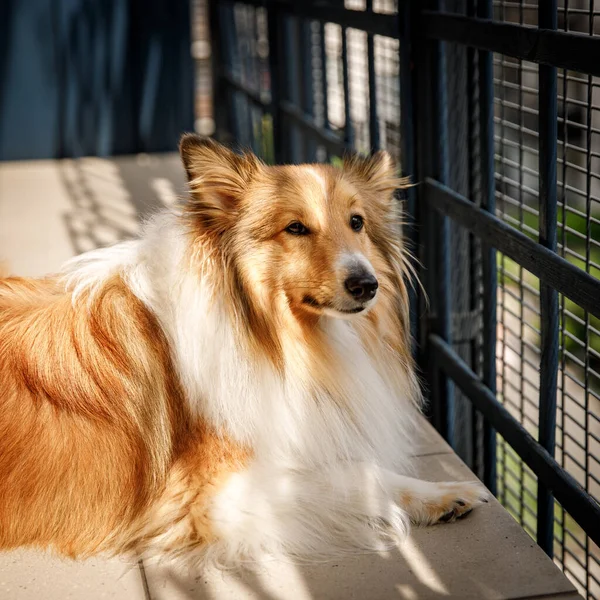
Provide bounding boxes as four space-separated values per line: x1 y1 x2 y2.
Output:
0 136 487 565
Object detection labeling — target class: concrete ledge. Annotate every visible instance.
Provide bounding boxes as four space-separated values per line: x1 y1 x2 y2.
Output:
144 421 579 600
0 551 146 600
0 420 579 600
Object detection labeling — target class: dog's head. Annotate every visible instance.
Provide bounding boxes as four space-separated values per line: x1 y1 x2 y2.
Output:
180 135 410 324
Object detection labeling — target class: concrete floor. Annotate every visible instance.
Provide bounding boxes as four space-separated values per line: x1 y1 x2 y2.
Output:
0 155 580 599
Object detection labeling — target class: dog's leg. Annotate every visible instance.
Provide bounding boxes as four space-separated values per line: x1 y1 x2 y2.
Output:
391 475 489 526
205 462 490 562
208 461 412 561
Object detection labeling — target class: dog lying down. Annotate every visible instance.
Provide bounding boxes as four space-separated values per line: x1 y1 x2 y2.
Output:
0 135 488 565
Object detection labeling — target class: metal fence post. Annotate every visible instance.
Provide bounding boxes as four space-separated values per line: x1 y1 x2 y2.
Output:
415 0 453 444
267 1 284 163
477 0 498 497
537 0 559 558
208 0 228 143
399 1 418 353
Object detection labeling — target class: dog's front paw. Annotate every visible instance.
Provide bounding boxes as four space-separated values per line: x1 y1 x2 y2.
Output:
433 481 489 524
427 481 489 525
400 480 489 526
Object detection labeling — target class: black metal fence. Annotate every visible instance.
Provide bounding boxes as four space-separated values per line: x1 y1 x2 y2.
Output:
205 0 600 595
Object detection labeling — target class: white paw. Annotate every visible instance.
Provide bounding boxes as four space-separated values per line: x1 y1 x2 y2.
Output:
432 481 489 524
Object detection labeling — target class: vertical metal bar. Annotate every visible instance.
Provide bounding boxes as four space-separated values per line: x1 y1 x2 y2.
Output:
477 0 497 496
517 0 526 525
399 1 418 353
257 7 271 161
583 2 594 588
267 1 284 163
285 16 303 163
242 7 255 152
466 0 479 477
208 0 227 141
284 16 303 164
247 7 260 155
413 0 434 396
433 207 453 444
428 0 452 444
366 0 380 151
443 10 474 468
497 0 508 511
537 0 559 558
558 0 568 569
413 0 452 442
320 22 330 132
436 31 452 445
341 25 353 149
300 18 317 161
559 88 567 575
241 6 254 149
225 3 243 144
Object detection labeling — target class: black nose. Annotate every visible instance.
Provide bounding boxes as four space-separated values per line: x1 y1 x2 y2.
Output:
344 273 378 301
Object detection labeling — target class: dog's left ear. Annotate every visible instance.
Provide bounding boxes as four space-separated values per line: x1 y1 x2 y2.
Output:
179 134 261 234
343 151 409 195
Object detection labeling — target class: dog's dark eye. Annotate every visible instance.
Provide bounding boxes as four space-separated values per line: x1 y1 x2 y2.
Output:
285 222 310 235
350 215 364 232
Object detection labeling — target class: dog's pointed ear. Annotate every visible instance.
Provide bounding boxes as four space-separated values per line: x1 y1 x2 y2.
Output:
179 134 261 234
343 151 410 195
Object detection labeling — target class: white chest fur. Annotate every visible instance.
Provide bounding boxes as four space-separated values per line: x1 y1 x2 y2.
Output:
163 273 417 472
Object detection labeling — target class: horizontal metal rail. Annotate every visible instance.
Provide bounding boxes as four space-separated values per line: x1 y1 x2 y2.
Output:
238 0 399 37
228 2 600 79
425 178 600 320
430 334 600 549
422 11 600 77
219 71 345 155
279 101 345 154
220 71 270 107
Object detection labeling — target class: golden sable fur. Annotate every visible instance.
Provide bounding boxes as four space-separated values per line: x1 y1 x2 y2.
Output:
0 136 487 563
0 275 245 557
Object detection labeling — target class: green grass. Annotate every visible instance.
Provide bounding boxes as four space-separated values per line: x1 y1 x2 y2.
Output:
496 438 582 546
495 202 598 551
252 115 275 165
497 206 600 361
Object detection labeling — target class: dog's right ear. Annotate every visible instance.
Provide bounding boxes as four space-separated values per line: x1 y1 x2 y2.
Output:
179 134 261 235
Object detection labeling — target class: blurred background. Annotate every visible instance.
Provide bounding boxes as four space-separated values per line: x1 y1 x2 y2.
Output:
0 0 195 160
1 1 599 598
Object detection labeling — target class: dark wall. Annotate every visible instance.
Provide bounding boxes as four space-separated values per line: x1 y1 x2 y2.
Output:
0 0 194 161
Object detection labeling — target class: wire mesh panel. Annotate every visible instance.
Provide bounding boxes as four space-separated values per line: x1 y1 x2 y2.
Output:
204 0 600 596
205 0 405 165
489 2 600 596
493 34 544 544
374 36 402 161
